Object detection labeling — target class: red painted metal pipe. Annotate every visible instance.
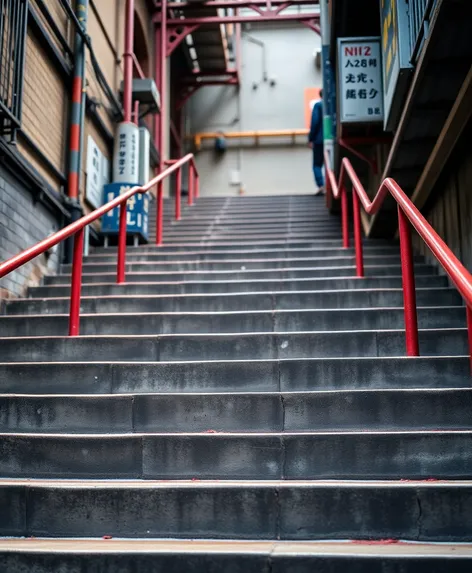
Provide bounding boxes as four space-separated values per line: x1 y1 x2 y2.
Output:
195 173 200 199
188 163 194 206
352 188 364 278
163 0 318 9
164 13 320 25
69 228 84 336
175 167 182 220
341 186 349 249
156 181 164 245
123 0 135 123
323 149 472 363
117 201 127 284
398 205 419 356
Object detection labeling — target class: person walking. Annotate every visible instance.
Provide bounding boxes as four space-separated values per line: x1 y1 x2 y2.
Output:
308 89 324 195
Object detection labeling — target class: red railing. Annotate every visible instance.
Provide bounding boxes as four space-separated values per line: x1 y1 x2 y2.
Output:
156 156 199 245
325 150 472 364
0 153 198 336
164 156 199 221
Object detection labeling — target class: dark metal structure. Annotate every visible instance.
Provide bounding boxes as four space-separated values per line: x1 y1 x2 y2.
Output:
0 0 28 141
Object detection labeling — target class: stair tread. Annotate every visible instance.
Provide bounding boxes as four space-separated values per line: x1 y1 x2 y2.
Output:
1 538 471 556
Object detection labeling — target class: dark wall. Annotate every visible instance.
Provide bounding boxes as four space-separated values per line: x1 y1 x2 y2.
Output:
0 168 61 298
412 122 472 272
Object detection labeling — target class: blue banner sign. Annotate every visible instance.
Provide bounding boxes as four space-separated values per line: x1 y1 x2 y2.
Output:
101 183 149 243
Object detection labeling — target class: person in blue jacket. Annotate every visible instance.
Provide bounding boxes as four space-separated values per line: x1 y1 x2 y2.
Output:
308 89 324 195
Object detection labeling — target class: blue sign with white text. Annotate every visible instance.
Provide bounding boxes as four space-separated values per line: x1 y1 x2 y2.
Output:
101 183 149 242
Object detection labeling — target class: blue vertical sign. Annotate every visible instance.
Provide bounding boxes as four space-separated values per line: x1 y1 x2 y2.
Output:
380 0 413 130
101 183 149 242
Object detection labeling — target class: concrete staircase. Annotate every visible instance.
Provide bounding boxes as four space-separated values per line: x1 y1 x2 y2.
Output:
1 194 471 571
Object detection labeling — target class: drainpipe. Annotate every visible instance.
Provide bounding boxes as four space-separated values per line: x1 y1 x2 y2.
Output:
66 0 88 262
154 0 167 245
123 0 135 123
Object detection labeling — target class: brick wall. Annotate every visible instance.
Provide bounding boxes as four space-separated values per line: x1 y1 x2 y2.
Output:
0 167 61 299
20 30 69 190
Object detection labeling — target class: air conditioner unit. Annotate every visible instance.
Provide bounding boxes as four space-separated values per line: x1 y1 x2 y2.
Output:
119 78 161 112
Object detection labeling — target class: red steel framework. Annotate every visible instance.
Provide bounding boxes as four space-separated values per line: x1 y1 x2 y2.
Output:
0 154 199 336
324 150 472 366
149 0 321 246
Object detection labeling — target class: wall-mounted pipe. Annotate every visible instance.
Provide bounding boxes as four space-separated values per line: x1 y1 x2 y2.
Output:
123 0 135 123
67 0 88 201
193 129 309 149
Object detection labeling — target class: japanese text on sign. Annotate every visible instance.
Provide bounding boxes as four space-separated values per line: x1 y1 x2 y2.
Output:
338 38 384 123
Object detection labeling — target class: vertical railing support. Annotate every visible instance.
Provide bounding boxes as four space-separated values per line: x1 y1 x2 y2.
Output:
398 205 420 356
341 185 349 249
467 306 472 374
69 228 85 336
175 167 182 220
156 181 164 245
352 190 364 277
195 172 200 199
188 162 194 206
117 201 127 283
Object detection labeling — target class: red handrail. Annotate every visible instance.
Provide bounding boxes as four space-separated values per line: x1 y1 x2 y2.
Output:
325 150 472 365
162 156 199 226
0 153 197 336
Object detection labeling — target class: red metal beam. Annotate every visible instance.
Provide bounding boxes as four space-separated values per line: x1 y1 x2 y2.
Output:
167 24 198 57
161 0 318 9
163 13 320 25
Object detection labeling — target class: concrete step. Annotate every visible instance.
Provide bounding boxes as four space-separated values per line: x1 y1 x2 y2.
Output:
152 229 341 238
45 264 438 285
1 389 471 434
157 216 339 225
0 329 466 362
1 539 471 572
159 219 342 227
92 239 396 252
0 307 465 337
1 480 472 541
30 275 449 297
0 356 468 394
1 431 472 478
61 255 424 274
4 288 461 315
86 246 402 262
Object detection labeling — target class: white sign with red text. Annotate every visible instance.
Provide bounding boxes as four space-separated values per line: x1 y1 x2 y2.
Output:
338 37 384 123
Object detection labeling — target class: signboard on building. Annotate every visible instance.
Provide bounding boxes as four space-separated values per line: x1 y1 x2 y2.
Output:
101 182 149 242
380 0 413 131
85 136 108 209
337 37 384 124
113 122 140 184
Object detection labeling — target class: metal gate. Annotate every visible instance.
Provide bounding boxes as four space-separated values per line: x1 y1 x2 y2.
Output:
0 0 28 140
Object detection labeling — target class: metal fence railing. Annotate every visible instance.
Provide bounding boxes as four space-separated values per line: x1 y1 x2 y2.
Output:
408 0 438 63
0 0 28 141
